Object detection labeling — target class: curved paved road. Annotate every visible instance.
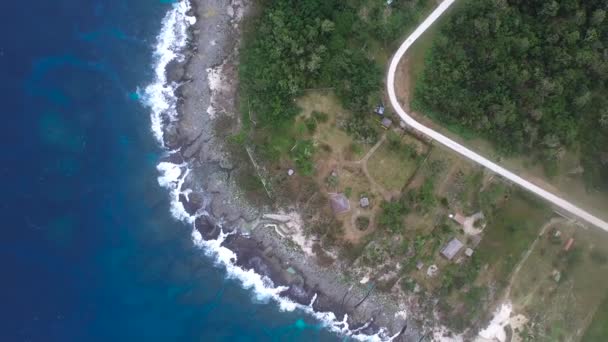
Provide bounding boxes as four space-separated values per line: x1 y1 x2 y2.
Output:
386 0 608 232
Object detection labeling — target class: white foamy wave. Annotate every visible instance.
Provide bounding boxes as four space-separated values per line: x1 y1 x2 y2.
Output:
156 161 195 223
191 227 395 341
141 0 196 146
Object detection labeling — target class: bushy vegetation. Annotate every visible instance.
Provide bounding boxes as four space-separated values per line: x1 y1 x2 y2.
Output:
290 140 315 175
378 198 410 233
414 0 608 188
356 216 370 231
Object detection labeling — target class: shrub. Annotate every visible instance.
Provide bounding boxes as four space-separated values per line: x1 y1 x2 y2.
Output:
291 140 315 175
344 187 352 198
304 117 317 133
312 111 329 123
356 216 370 231
378 199 409 233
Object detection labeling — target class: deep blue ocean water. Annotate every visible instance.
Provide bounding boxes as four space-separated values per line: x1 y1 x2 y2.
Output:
1 1 339 340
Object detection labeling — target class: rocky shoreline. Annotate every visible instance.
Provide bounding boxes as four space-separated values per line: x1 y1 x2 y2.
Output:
158 0 424 340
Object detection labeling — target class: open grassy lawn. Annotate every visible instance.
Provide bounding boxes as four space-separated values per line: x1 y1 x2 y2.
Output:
508 222 608 341
368 139 422 191
584 293 608 342
297 91 374 161
475 191 552 287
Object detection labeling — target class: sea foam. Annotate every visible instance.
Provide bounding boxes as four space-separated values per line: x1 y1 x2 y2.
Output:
142 1 395 340
141 0 194 146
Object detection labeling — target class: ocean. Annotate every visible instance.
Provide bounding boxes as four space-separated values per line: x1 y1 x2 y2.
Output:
1 0 340 340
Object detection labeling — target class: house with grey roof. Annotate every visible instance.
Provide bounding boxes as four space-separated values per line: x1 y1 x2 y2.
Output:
440 238 464 260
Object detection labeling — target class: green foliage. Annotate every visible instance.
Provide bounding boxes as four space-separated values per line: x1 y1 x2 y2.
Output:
344 114 379 145
378 198 410 233
405 178 437 213
304 117 317 133
312 110 329 123
228 130 248 145
590 249 608 265
290 140 315 175
239 0 388 126
355 216 370 231
326 173 339 188
583 293 608 341
349 142 363 156
414 0 608 188
403 143 419 160
344 187 352 198
387 130 401 150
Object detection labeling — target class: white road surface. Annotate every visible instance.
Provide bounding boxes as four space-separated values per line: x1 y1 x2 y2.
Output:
386 0 608 232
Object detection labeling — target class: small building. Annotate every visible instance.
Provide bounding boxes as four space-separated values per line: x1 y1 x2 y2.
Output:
441 238 464 260
381 117 392 129
374 105 385 116
449 213 467 226
464 248 474 257
329 193 350 214
360 197 370 208
563 237 575 252
416 261 424 270
427 264 438 277
552 269 561 283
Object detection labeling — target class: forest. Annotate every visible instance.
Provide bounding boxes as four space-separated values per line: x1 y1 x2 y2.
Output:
238 0 430 161
413 0 608 190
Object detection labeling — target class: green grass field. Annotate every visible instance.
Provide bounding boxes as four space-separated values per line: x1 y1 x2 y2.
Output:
584 294 608 342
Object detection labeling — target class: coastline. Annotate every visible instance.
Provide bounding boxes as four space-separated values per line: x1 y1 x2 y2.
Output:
143 0 427 340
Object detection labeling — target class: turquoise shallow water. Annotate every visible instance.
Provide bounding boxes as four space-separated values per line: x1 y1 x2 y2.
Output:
1 1 339 340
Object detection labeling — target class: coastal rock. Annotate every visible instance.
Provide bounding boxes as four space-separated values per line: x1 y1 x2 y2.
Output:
312 292 347 322
159 151 184 165
194 215 219 241
223 234 288 287
280 283 315 306
211 192 241 223
182 133 205 160
179 191 205 216
165 59 186 83
206 170 228 193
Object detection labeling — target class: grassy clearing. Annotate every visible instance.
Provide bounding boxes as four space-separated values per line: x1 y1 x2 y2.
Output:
368 138 422 191
297 91 373 160
584 293 608 342
475 191 552 286
508 222 608 341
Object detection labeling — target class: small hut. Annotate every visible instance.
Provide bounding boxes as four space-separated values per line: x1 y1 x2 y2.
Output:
381 118 392 129
329 193 350 214
360 197 370 208
374 105 385 116
449 213 467 226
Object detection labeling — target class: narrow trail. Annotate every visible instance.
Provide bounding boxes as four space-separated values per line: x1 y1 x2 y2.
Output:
386 0 608 232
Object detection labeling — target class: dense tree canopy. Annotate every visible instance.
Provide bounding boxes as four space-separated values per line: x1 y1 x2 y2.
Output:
413 0 608 188
240 0 430 126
